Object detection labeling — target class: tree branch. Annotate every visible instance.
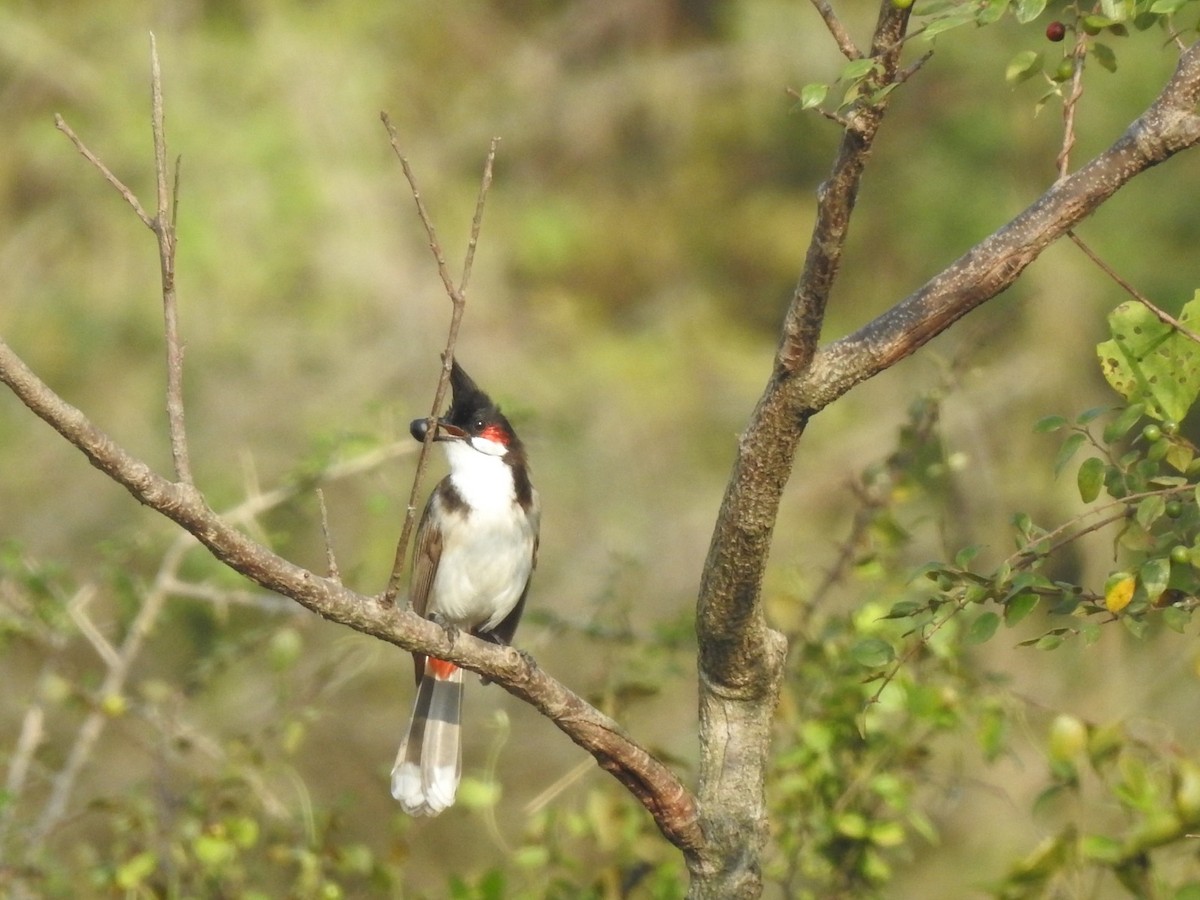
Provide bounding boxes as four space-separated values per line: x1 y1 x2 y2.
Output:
0 334 702 855
690 4 914 895
807 42 1200 410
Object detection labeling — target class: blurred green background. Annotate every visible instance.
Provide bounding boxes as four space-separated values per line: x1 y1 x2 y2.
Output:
3 0 1200 896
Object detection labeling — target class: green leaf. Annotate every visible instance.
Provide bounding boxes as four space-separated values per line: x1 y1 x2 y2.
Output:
1163 605 1191 633
1006 50 1044 84
851 638 895 668
883 599 924 619
1034 414 1068 433
1098 296 1200 422
1091 42 1119 73
1033 632 1065 650
922 6 979 38
1136 494 1166 529
966 611 1001 644
1139 556 1171 600
1080 834 1123 863
955 545 981 569
116 852 158 890
1150 0 1190 12
1103 403 1146 443
1077 457 1106 502
976 0 1011 25
799 83 828 110
841 58 877 81
1076 406 1108 425
1014 0 1048 23
1055 432 1087 477
1004 591 1040 626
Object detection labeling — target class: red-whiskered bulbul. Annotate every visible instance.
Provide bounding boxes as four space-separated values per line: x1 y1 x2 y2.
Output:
391 361 540 816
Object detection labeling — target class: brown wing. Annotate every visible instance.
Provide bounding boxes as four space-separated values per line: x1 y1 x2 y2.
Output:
408 487 444 685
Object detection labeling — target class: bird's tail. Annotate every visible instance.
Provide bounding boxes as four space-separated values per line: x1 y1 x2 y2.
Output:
391 658 464 816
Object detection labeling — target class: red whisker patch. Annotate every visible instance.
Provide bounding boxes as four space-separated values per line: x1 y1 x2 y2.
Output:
480 424 509 445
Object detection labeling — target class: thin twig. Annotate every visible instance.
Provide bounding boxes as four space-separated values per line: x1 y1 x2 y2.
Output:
1057 32 1088 178
316 487 341 583
784 86 852 128
53 115 154 229
67 586 120 669
896 50 934 86
808 0 861 59
0 689 45 846
459 138 500 299
30 539 184 845
380 113 458 300
148 33 192 486
1069 232 1200 346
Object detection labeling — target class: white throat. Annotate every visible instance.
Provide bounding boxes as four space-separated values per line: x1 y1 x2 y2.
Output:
442 440 516 512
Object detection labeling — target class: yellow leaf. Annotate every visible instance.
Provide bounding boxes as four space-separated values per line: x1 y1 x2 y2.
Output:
1105 575 1136 614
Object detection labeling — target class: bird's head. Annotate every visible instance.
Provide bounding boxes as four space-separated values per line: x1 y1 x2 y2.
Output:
409 361 521 459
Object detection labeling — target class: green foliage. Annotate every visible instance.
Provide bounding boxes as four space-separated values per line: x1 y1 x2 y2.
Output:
990 722 1200 898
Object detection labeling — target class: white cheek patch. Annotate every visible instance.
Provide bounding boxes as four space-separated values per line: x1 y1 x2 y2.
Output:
469 436 508 457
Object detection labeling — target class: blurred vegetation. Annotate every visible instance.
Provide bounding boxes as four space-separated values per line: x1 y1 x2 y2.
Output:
4 0 1200 897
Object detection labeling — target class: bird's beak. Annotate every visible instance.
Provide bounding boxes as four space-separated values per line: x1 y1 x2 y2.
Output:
409 417 468 443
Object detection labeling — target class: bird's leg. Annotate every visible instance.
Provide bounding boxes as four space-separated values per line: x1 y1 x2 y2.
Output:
427 612 461 645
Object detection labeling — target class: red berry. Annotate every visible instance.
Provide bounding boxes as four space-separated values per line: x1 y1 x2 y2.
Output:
1046 21 1066 42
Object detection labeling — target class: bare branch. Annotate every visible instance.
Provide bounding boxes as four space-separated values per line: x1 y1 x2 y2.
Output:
30 539 183 844
378 122 498 605
147 33 192 485
808 0 861 60
1069 231 1200 346
0 333 702 855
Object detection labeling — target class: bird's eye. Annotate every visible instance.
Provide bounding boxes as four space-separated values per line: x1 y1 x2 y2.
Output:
474 418 485 430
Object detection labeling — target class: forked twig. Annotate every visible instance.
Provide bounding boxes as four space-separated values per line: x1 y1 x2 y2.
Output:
54 35 192 485
379 116 500 605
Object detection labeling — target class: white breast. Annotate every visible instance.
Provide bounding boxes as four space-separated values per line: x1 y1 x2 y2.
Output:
427 442 539 633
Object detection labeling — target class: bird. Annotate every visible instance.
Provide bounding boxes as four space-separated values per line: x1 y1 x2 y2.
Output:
391 360 540 816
